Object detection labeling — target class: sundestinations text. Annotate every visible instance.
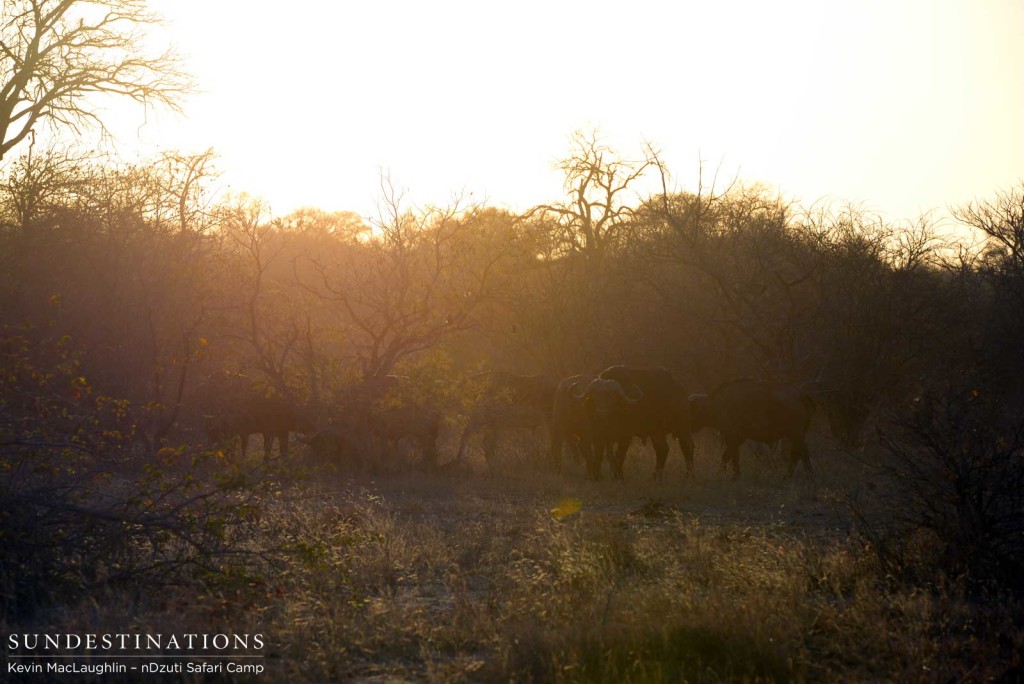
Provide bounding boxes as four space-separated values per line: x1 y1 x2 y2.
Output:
8 633 264 651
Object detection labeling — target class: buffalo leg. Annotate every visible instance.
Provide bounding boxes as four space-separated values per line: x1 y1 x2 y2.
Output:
550 429 564 473
570 437 585 463
722 440 741 478
610 441 628 480
677 433 695 480
788 439 812 476
263 431 286 458
261 432 277 458
454 425 475 462
456 413 491 464
420 434 439 471
584 441 602 480
651 433 670 480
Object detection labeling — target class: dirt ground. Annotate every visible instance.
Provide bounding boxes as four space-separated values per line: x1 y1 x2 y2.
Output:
14 432 1021 683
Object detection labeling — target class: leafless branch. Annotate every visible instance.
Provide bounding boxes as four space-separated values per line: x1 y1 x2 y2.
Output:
0 0 192 158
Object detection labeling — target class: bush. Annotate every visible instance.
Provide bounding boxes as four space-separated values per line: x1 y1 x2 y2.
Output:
0 325 279 618
866 387 1024 594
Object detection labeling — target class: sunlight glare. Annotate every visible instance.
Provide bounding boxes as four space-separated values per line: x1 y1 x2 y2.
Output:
80 0 1024 221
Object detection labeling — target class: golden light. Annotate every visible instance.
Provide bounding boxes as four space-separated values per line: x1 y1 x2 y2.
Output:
88 0 1024 220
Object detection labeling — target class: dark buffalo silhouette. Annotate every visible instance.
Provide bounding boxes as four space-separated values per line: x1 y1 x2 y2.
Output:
549 373 596 472
590 365 694 480
305 427 363 473
317 376 443 472
309 401 441 474
688 378 815 477
571 377 643 479
370 402 442 470
455 371 558 468
204 394 311 459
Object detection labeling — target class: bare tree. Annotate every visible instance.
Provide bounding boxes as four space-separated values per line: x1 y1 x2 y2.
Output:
151 148 217 235
300 177 518 382
646 155 817 379
952 183 1024 390
952 183 1024 275
527 129 653 258
0 0 190 159
216 194 303 394
0 144 89 230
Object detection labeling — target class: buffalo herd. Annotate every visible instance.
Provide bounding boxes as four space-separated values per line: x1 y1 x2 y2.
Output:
200 366 817 480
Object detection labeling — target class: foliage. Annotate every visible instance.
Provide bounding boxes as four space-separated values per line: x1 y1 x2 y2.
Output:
0 323 279 619
2 138 1012 444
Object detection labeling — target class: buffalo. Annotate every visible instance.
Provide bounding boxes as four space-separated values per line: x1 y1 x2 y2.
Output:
596 365 694 480
688 378 815 477
319 376 443 472
570 377 644 479
204 393 311 459
455 371 558 468
308 402 441 474
549 373 596 472
370 402 443 470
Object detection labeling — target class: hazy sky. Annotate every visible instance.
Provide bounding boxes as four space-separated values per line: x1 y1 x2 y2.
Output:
96 0 1024 222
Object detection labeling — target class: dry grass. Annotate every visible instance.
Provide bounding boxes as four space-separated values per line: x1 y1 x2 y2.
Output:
8 440 1023 682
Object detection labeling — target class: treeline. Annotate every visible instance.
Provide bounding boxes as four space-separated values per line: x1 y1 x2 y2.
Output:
2 138 1021 443
1 135 1023 607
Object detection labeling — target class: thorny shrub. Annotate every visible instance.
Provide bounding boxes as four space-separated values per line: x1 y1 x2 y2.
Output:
0 323 283 618
859 386 1024 594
